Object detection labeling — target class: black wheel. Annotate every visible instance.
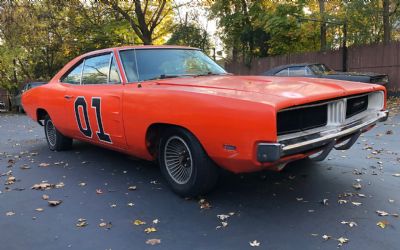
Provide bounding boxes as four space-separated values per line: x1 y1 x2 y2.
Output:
44 115 72 151
158 127 219 197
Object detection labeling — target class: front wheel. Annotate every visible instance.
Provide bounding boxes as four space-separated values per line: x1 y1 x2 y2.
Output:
44 115 72 151
158 127 219 197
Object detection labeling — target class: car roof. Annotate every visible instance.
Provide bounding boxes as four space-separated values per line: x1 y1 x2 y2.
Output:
263 63 322 75
80 45 200 58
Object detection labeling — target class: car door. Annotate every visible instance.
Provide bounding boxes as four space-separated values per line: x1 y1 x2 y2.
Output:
61 52 127 149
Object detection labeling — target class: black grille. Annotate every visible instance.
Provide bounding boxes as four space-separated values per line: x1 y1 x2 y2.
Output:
346 95 368 118
277 105 328 135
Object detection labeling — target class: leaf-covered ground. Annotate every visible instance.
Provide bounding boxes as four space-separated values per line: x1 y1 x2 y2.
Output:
0 104 399 249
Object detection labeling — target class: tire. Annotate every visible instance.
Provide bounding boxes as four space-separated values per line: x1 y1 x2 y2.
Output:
44 115 72 151
158 127 219 197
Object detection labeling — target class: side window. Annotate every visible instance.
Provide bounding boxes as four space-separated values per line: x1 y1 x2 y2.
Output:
82 54 110 84
109 56 121 84
275 68 289 76
62 62 84 84
288 66 307 76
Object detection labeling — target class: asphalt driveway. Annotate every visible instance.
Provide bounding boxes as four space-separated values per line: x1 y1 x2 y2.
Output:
0 111 399 250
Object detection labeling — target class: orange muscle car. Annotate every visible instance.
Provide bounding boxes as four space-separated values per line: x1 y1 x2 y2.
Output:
22 46 388 196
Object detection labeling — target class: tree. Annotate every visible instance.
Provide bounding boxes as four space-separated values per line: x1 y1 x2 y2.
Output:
100 0 174 45
167 23 212 52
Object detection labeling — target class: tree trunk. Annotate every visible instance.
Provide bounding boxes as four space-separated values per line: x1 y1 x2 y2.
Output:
383 0 390 44
319 0 327 51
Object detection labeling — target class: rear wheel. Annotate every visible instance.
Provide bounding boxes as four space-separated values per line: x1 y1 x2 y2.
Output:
44 115 72 151
158 127 219 197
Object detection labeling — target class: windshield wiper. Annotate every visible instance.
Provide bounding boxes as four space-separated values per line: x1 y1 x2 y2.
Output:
147 74 196 81
195 72 231 77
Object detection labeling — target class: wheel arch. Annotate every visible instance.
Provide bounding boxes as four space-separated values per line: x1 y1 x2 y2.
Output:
36 108 48 126
145 123 202 159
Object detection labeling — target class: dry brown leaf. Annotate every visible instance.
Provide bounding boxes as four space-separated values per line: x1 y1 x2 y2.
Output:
376 210 389 216
128 186 137 191
322 235 331 240
198 199 211 209
146 239 161 245
31 183 52 190
377 220 389 229
351 202 362 206
5 176 16 185
55 182 64 188
35 208 44 212
42 194 49 200
144 227 157 234
6 211 15 216
76 218 88 227
133 219 146 225
78 182 86 187
249 240 260 247
337 237 349 246
96 189 103 194
38 163 50 167
352 183 362 190
48 200 62 206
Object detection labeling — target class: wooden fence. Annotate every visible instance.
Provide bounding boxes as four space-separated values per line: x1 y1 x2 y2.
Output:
225 42 400 94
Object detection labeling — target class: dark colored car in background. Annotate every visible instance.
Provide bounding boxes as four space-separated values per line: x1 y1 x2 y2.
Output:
262 63 389 86
14 82 46 112
0 100 5 112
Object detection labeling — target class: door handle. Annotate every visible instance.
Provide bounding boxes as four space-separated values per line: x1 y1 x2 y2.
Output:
64 95 73 100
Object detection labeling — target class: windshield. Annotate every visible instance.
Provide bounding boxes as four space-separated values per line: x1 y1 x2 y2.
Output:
309 64 333 75
119 49 227 82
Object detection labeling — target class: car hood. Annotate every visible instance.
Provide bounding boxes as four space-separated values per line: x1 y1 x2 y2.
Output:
150 75 383 110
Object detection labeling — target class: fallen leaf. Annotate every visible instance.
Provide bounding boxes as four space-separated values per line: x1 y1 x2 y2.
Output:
249 240 260 247
55 182 64 188
31 183 52 190
99 221 112 229
337 237 349 246
152 219 159 224
128 186 137 191
6 211 15 216
38 163 50 167
96 189 103 194
5 176 16 185
377 220 389 229
217 214 230 220
146 239 161 245
351 202 362 206
352 183 362 190
144 227 157 234
321 199 329 205
376 210 389 216
322 235 331 240
127 202 135 207
198 199 211 209
341 221 358 227
392 173 400 177
48 200 62 206
42 194 49 200
76 218 88 227
78 182 86 187
35 208 44 212
133 219 146 225
338 199 348 204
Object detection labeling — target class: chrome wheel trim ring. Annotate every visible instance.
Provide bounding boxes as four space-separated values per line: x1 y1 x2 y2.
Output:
163 136 193 185
45 119 57 147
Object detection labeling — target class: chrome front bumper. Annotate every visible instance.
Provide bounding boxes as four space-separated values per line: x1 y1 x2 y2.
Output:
257 110 388 163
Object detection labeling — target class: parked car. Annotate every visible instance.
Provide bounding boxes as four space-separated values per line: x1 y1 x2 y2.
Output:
14 82 46 112
0 100 6 111
262 63 389 86
22 46 388 196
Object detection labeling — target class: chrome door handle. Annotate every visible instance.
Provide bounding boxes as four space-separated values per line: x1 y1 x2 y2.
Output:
64 95 73 100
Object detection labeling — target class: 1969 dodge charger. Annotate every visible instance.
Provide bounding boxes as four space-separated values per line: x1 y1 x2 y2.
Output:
22 46 388 196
